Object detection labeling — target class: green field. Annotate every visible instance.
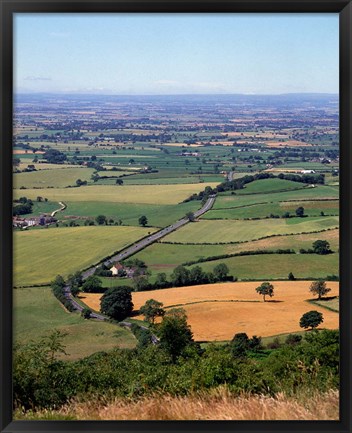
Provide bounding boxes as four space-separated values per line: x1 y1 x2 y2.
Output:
13 287 136 360
309 297 339 312
203 200 339 220
163 217 339 244
14 226 155 286
132 228 339 270
14 167 95 188
234 178 305 194
62 200 200 227
23 200 61 217
213 185 339 210
13 183 218 205
186 253 338 280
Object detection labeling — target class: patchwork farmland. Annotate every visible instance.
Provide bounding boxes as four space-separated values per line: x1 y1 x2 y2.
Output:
13 94 340 417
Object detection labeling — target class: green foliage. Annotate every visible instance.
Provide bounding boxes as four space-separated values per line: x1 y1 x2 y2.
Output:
312 240 332 255
95 214 107 225
213 263 229 281
186 211 195 222
130 323 153 349
255 282 274 302
295 206 305 217
51 275 75 312
13 328 339 411
309 280 331 300
13 331 71 410
285 334 302 346
299 311 324 330
157 308 194 361
100 286 133 321
82 275 103 293
67 271 83 296
171 265 191 287
288 272 295 281
139 299 165 324
138 215 148 227
81 308 92 319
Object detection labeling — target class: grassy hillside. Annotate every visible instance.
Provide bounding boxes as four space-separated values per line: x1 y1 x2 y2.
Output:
13 287 136 359
14 226 155 286
14 167 95 188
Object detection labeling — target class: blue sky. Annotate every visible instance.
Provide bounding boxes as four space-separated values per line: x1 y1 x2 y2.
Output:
14 13 339 95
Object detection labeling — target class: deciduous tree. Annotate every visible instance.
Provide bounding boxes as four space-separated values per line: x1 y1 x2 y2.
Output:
255 281 274 302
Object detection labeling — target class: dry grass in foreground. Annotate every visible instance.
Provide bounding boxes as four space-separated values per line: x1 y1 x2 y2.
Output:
49 389 339 421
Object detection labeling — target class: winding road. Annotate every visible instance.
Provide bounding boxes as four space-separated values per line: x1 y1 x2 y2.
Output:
64 194 217 322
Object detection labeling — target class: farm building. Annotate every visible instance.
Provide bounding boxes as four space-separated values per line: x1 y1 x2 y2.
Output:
110 263 124 276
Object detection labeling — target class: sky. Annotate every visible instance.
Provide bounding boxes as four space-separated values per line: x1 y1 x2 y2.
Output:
14 13 339 95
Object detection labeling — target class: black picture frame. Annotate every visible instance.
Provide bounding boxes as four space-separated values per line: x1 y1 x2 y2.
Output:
1 1 351 432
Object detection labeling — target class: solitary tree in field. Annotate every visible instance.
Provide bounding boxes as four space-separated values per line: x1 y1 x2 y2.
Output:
295 206 305 217
312 240 332 255
115 178 123 185
309 280 331 300
288 272 295 281
140 299 165 324
138 215 148 227
299 310 324 330
255 282 274 302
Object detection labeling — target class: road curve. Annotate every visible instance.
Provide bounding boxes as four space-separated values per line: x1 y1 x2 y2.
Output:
64 194 216 320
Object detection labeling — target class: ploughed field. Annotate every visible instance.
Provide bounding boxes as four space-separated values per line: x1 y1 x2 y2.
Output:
82 281 339 341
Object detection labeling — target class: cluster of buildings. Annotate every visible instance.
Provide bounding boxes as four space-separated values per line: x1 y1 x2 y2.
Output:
13 215 57 229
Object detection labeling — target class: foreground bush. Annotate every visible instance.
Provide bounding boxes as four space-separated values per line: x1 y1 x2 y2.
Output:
13 329 339 411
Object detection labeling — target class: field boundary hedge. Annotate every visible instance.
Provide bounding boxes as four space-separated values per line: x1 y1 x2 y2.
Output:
182 249 295 266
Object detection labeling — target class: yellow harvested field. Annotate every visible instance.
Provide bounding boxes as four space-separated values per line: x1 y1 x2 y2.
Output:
81 281 339 341
17 162 79 171
12 183 218 205
13 149 45 154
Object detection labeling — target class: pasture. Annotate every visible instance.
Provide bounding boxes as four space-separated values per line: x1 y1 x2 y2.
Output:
13 226 155 287
82 281 339 341
163 217 339 244
133 227 339 269
13 287 136 360
203 200 339 219
14 167 95 189
234 178 305 194
62 200 200 227
13 183 218 205
213 185 339 209
186 253 338 280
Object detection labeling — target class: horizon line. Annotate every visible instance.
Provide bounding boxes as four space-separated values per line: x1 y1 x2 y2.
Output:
14 91 339 97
